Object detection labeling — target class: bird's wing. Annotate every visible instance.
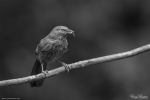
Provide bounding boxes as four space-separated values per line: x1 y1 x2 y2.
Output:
35 38 60 54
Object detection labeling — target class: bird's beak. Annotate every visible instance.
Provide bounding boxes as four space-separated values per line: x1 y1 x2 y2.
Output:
68 30 75 36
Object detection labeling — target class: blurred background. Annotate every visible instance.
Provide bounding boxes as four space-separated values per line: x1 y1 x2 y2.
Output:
1 0 150 100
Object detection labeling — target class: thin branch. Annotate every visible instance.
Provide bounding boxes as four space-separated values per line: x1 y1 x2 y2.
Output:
1 44 150 87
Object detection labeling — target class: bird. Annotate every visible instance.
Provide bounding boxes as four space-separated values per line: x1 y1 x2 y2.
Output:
30 26 74 87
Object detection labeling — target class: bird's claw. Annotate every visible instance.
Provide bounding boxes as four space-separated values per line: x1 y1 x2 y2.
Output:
56 60 70 72
42 70 49 77
64 64 70 72
61 62 70 72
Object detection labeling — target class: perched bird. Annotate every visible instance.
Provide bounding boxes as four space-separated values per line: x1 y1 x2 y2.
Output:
30 26 74 87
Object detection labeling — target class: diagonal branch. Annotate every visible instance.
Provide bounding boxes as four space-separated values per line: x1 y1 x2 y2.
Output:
1 44 150 87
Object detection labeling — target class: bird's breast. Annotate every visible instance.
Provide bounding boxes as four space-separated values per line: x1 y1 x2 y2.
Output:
38 39 68 63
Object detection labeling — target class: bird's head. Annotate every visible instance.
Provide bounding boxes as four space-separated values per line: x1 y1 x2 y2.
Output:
50 26 75 39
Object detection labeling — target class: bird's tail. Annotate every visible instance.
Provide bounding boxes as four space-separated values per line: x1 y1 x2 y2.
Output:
30 59 47 87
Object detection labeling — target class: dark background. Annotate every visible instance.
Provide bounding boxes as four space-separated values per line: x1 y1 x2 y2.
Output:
1 0 150 100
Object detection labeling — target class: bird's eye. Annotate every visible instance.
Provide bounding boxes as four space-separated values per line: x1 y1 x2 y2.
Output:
61 29 67 32
57 29 62 33
58 29 67 33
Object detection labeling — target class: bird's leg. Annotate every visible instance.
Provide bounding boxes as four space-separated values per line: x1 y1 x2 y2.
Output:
41 63 48 77
56 60 70 72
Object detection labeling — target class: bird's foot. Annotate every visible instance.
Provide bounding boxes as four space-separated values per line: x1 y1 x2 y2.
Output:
62 62 70 72
56 60 70 72
42 70 49 77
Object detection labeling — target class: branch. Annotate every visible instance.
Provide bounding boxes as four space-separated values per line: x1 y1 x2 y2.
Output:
1 44 150 87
